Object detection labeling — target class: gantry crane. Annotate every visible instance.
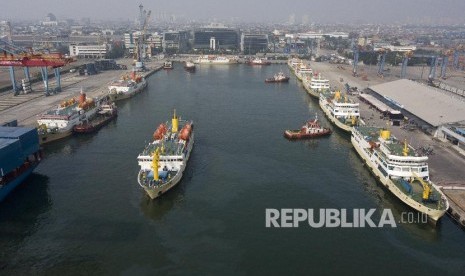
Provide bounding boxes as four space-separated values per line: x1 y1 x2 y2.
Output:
400 50 438 80
0 39 74 95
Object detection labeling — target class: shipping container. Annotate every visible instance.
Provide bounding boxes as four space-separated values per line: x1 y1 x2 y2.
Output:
0 127 40 157
0 138 23 174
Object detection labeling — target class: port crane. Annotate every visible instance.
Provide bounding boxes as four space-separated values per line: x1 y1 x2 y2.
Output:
411 172 432 201
400 51 438 79
134 4 151 71
0 39 74 95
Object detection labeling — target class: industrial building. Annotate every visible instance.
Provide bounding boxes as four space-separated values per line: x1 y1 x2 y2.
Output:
69 44 109 58
163 31 189 53
240 33 268 54
368 79 465 151
193 24 239 51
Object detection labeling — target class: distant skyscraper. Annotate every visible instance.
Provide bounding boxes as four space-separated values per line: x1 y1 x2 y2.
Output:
302 15 309 25
288 14 295 25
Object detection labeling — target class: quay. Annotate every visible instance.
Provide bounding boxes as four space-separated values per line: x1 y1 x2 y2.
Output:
303 60 465 229
0 58 163 127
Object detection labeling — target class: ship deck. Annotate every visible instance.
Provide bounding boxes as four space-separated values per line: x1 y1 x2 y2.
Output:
392 178 448 210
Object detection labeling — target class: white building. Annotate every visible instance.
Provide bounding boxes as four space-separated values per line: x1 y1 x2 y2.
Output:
69 44 108 58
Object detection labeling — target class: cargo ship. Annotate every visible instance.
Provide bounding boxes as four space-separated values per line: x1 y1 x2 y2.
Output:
73 100 117 134
193 55 239 65
284 114 331 139
351 126 449 223
303 74 330 98
37 91 99 144
265 72 290 83
319 91 359 132
108 71 147 102
137 110 194 199
0 126 42 202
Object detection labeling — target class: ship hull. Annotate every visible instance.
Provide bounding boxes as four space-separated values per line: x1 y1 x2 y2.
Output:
319 99 353 132
138 132 194 199
108 81 147 102
38 129 73 144
265 78 289 83
73 112 117 134
351 136 447 223
0 163 38 202
284 129 331 139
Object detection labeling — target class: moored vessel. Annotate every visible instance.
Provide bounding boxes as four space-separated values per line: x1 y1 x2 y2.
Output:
303 74 330 98
137 110 194 199
295 63 313 81
193 55 239 65
163 61 173 69
351 126 449 223
108 71 147 102
73 99 117 134
284 114 332 139
0 126 42 202
248 57 271 66
319 90 359 132
265 72 290 83
37 91 99 144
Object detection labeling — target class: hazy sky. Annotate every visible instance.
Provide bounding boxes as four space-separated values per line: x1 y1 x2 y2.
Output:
2 0 465 24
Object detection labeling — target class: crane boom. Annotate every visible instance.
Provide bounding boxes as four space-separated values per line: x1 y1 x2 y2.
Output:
412 172 431 201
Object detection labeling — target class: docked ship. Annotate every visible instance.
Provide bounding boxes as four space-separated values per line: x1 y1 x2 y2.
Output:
184 61 196 72
284 114 331 139
193 55 239 65
137 110 194 199
37 91 99 144
108 71 147 102
163 61 173 69
319 91 359 132
248 57 271 66
287 58 302 72
0 126 42 202
303 74 330 98
265 72 290 83
351 126 449 223
295 63 313 81
73 99 117 134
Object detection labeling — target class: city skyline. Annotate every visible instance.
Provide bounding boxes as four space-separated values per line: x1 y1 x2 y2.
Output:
1 0 465 24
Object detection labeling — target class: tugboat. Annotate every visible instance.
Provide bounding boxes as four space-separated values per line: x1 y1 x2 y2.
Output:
284 114 332 139
163 61 173 69
137 110 194 199
265 72 290 83
73 97 117 134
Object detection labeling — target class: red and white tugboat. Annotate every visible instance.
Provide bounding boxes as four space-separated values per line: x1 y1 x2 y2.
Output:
284 114 332 139
265 72 290 83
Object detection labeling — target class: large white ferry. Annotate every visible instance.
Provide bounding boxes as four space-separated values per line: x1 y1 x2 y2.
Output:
303 74 330 98
137 110 194 199
351 126 449 223
193 55 238 65
295 63 313 81
108 71 147 102
287 58 302 72
37 91 99 144
319 91 359 132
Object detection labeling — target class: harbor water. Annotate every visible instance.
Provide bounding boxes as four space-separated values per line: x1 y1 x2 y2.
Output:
1 64 465 274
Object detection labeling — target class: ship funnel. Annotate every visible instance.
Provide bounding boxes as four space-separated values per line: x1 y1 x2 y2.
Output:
152 148 160 181
172 109 179 133
334 91 341 101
